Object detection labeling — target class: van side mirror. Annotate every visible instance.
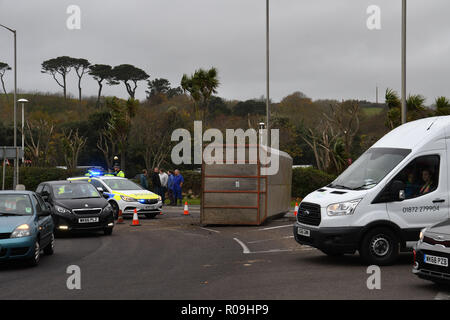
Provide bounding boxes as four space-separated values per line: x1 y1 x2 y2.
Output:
391 180 406 201
96 187 104 193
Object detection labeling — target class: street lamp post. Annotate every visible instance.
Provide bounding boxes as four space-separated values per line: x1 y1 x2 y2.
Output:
0 23 18 188
18 99 28 164
401 0 407 124
266 0 270 146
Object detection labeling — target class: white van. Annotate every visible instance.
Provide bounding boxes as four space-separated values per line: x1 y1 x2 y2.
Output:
294 116 450 265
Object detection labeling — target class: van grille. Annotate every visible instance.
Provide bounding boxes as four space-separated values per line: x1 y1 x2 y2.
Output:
297 202 321 226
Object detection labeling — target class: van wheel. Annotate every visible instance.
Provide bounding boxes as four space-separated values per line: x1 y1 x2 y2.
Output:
360 227 399 266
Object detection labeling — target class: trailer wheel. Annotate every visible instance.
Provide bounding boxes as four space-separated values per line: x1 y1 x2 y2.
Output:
360 227 399 266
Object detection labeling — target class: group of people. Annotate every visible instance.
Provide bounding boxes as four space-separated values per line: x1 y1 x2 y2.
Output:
140 168 184 206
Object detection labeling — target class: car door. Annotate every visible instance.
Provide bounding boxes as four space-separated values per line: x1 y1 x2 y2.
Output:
32 194 53 246
386 152 449 231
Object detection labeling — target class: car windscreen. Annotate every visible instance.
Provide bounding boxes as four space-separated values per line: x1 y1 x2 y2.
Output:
102 179 143 191
329 147 411 190
52 183 101 199
0 194 33 216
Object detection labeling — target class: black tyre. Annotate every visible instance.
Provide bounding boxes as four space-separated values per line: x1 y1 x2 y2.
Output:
27 240 41 267
110 201 119 220
360 227 399 266
145 212 158 219
104 228 113 236
43 233 55 255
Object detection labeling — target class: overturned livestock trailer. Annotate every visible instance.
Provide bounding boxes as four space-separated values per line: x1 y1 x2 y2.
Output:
200 144 292 225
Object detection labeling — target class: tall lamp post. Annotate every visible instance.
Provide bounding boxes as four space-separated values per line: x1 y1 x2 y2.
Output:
265 0 270 146
18 99 28 164
401 0 407 124
0 23 18 188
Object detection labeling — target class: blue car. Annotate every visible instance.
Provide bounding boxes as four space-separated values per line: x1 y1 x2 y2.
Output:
0 191 54 266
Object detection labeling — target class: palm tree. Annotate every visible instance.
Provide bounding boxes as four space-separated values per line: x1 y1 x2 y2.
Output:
181 67 219 124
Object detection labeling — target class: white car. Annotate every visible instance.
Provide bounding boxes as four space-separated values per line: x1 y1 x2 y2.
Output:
68 175 162 219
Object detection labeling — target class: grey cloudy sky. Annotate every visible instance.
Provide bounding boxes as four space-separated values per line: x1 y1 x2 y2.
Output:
1 0 450 104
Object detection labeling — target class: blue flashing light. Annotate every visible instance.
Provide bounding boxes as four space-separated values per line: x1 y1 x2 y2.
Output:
138 199 146 204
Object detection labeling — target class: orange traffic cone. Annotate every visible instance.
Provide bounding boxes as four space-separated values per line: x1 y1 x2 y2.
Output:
117 209 124 224
131 208 140 226
183 201 189 216
294 202 299 216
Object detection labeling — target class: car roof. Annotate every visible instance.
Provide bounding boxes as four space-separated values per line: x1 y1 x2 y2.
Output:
69 176 126 180
42 180 88 185
0 190 35 195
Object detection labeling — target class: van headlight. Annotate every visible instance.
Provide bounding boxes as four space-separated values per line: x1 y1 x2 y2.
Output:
327 199 361 216
11 224 31 238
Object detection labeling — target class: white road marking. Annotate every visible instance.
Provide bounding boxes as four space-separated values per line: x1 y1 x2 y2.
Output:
199 227 220 233
233 238 251 254
257 224 293 231
435 292 450 300
249 249 293 254
248 235 294 244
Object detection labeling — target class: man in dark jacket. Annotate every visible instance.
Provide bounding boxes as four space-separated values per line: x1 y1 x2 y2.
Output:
152 167 162 198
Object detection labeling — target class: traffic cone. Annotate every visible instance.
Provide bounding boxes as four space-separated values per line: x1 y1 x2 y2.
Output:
294 202 299 216
183 201 189 216
131 208 140 226
117 209 124 224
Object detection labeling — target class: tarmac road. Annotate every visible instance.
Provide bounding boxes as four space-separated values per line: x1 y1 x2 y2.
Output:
0 205 449 300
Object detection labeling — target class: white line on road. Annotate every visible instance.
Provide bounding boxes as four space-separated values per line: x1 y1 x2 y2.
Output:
233 238 251 254
199 227 220 233
257 224 293 231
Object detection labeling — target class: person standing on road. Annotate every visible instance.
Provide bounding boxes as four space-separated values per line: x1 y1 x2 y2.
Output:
152 167 162 198
159 168 168 204
173 169 184 206
140 169 149 190
167 170 175 206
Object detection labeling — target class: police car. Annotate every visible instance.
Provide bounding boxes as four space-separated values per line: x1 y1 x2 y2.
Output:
68 172 162 219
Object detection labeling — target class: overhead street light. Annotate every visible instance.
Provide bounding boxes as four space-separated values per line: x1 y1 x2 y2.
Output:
18 98 28 164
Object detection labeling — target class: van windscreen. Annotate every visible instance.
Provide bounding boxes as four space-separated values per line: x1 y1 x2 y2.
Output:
329 148 411 190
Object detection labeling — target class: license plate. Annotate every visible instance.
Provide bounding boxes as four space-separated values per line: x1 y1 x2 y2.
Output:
145 205 154 210
78 217 99 224
424 254 449 267
297 228 310 237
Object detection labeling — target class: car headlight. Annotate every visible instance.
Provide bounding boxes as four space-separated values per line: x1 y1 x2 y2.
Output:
55 205 71 214
327 199 361 216
11 224 31 238
419 228 427 241
103 204 113 213
120 195 137 202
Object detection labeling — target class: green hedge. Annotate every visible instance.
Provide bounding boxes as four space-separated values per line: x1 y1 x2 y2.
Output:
291 167 336 199
1 167 85 191
2 166 335 200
